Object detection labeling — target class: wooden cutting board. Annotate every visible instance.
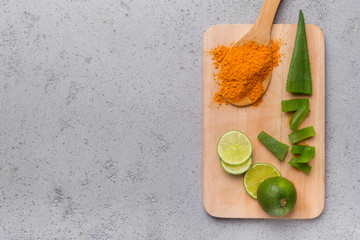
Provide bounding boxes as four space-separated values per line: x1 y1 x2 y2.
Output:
203 24 325 219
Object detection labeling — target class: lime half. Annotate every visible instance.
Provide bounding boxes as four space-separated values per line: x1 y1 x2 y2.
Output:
217 130 252 165
221 157 252 175
243 163 280 199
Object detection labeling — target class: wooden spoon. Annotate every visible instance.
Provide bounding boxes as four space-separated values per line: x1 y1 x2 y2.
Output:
221 0 282 106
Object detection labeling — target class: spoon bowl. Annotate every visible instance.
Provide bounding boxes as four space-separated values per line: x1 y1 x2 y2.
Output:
221 0 282 106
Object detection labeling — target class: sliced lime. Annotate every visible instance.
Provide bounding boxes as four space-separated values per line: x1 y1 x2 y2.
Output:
243 163 281 199
217 130 252 165
221 157 252 175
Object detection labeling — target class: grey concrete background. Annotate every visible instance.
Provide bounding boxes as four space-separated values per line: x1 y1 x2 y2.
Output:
0 0 359 239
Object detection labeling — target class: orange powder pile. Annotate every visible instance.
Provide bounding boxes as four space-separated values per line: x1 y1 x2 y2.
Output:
209 45 230 69
213 92 229 105
209 39 283 106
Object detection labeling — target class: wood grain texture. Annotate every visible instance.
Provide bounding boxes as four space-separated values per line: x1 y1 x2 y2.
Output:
203 24 325 219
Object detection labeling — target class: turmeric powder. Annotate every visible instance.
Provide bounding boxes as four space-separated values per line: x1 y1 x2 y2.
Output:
209 39 282 105
214 92 229 105
209 45 230 69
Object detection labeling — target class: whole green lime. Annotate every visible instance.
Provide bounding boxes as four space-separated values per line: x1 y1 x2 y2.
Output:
257 176 297 217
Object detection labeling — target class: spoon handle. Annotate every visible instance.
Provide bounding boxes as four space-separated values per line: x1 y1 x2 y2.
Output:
253 0 282 41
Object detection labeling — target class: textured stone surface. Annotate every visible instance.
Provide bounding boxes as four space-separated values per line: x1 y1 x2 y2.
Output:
0 0 359 239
